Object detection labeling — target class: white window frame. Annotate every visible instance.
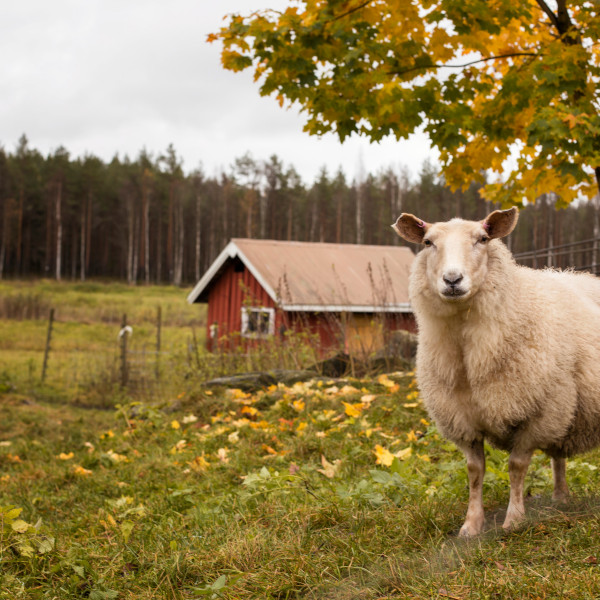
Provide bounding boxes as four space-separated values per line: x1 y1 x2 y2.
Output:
241 306 275 338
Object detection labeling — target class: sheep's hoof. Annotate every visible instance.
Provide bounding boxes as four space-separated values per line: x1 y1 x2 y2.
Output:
552 490 570 503
502 512 525 532
458 519 484 538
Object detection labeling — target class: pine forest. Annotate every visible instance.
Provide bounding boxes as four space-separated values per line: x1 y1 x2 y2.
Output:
2 135 600 284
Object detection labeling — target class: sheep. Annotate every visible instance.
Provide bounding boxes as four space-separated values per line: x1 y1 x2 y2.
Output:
392 207 600 537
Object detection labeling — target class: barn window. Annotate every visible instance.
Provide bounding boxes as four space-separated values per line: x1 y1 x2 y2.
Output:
241 307 275 338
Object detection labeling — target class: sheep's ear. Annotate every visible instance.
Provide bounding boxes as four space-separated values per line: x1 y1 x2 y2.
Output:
392 214 429 244
482 207 518 239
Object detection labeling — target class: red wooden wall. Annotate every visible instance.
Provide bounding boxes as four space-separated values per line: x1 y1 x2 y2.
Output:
205 259 416 352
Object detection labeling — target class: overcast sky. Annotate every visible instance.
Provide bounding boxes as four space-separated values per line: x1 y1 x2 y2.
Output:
1 1 437 185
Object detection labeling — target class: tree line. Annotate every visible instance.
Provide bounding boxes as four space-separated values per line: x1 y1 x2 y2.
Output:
1 135 599 285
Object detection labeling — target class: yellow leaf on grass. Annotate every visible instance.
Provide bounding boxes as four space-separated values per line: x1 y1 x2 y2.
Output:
228 431 240 443
73 465 92 476
241 406 259 417
394 447 412 460
406 430 418 443
296 421 307 433
182 414 198 424
106 450 128 463
217 448 229 463
188 455 210 472
342 402 363 418
292 399 305 412
171 420 181 430
403 403 419 408
374 445 395 466
361 394 376 404
377 374 395 388
58 452 74 460
262 444 278 455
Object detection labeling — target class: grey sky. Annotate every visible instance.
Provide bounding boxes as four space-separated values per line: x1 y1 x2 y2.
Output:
1 1 436 184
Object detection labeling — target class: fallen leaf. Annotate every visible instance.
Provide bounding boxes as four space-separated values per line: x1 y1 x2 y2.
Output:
342 401 363 418
317 454 341 478
374 445 395 467
394 447 412 460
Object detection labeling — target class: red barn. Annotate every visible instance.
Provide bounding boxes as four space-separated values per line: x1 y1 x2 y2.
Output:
187 239 415 355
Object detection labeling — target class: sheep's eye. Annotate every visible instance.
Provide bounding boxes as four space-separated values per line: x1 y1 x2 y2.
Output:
479 235 489 244
423 239 433 247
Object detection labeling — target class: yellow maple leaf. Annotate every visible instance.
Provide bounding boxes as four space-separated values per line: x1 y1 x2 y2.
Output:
292 399 305 412
342 401 364 418
374 445 395 466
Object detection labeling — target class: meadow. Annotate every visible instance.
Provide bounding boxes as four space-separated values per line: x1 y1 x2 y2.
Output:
2 281 600 599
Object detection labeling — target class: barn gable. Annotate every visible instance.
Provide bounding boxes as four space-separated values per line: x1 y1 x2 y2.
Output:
188 239 416 351
188 239 414 311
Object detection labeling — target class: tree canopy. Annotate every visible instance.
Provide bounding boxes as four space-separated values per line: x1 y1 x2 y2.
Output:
212 0 600 206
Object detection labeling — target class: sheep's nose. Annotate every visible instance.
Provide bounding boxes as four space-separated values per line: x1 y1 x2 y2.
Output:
443 271 463 286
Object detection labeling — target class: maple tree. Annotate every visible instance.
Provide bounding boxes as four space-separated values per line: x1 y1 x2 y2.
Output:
212 0 600 206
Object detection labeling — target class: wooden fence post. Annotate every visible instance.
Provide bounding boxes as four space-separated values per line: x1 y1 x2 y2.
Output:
120 314 128 387
155 306 162 380
41 308 55 383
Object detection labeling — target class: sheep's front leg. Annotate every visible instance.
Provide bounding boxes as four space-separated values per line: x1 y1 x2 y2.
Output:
458 439 485 537
552 457 569 502
503 449 533 530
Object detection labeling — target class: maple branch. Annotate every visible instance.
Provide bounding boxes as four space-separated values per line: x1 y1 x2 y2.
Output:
391 52 541 76
330 0 373 22
534 0 560 30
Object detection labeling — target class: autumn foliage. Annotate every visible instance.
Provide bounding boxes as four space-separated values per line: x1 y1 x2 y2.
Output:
213 0 600 206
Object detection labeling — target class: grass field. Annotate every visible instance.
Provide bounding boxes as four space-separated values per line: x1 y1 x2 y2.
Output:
3 281 600 599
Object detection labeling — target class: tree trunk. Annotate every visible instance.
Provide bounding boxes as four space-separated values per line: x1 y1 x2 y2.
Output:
80 200 86 281
195 193 202 281
16 188 23 274
85 191 92 273
0 198 7 280
173 194 184 286
55 180 62 281
167 183 174 282
287 196 293 241
127 193 135 285
144 183 150 284
356 184 363 244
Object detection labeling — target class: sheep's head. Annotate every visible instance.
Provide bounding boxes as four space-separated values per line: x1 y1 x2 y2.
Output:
392 208 518 303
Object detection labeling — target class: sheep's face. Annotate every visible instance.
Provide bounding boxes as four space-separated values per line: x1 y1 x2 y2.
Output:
392 208 518 303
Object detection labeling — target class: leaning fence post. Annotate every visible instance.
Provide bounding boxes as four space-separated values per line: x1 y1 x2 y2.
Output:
41 308 55 383
119 314 130 387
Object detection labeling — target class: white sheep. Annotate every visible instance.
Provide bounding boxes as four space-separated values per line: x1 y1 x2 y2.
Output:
392 207 600 536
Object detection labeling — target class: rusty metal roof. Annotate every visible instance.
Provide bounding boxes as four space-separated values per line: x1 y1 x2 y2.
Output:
187 239 415 312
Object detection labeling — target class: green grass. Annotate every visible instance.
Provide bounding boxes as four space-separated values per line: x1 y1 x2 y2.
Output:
0 280 206 405
2 375 600 599
3 280 600 598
